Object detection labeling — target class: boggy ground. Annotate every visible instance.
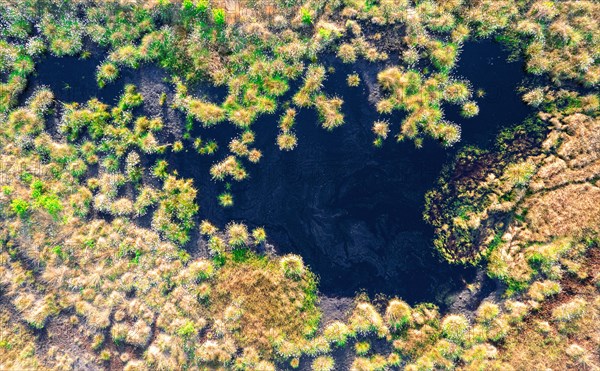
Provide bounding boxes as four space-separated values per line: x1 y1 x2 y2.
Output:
24 39 531 306
173 39 532 303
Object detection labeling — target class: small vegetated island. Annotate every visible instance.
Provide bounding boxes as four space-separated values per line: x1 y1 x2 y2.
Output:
0 0 598 370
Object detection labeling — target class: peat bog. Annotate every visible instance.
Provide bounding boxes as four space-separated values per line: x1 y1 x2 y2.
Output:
28 40 531 307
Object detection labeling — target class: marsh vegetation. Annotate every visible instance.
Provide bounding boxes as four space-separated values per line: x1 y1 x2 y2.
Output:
0 0 598 370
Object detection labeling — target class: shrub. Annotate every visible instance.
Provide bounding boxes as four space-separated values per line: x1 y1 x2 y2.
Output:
552 298 587 322
315 95 344 130
277 132 298 151
97 62 119 88
388 352 402 366
441 314 470 343
429 42 458 71
355 341 370 355
565 343 595 368
289 358 300 369
8 108 43 136
111 198 134 216
200 220 218 235
293 90 312 107
301 8 313 25
208 236 226 255
280 255 305 279
429 121 461 147
24 300 57 329
377 67 405 91
187 99 226 126
177 321 197 337
349 302 384 335
302 65 326 93
241 131 255 145
126 320 152 347
125 152 141 181
212 8 226 26
461 102 479 118
109 45 141 68
42 16 84 56
119 85 144 110
444 82 471 104
323 321 350 346
252 227 267 243
68 159 88 178
10 198 29 218
528 280 561 302
347 73 360 87
111 323 128 343
189 260 215 281
372 120 390 140
226 222 249 247
135 117 163 134
28 88 54 115
247 149 262 163
172 141 184 152
528 239 572 271
218 192 233 207
487 315 510 342
504 300 530 323
312 356 335 371
385 299 412 331
134 187 158 216
402 47 420 65
461 343 498 363
152 176 198 244
338 43 357 63
522 88 545 107
229 139 249 157
476 302 500 324
210 156 247 181
502 161 536 187
197 139 218 155
279 109 296 131
151 160 169 179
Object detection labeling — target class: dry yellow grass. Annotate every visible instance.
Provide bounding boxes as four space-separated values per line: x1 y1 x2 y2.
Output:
523 183 600 242
211 254 320 356
532 114 600 190
499 249 600 370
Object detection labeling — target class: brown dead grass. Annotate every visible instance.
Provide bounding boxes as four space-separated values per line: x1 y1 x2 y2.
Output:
499 247 600 370
524 183 600 242
533 114 600 190
0 306 48 370
210 254 320 357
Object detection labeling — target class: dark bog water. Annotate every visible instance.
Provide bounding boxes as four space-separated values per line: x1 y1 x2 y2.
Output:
27 40 531 307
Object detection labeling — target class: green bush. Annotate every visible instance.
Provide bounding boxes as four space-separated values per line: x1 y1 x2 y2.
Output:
119 85 144 110
218 192 233 207
10 198 29 218
301 8 313 25
212 8 226 26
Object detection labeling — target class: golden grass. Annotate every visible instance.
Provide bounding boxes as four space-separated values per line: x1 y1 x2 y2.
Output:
210 254 320 357
499 250 600 370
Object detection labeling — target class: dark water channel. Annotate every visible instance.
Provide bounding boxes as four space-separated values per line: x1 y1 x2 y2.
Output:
27 40 531 307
